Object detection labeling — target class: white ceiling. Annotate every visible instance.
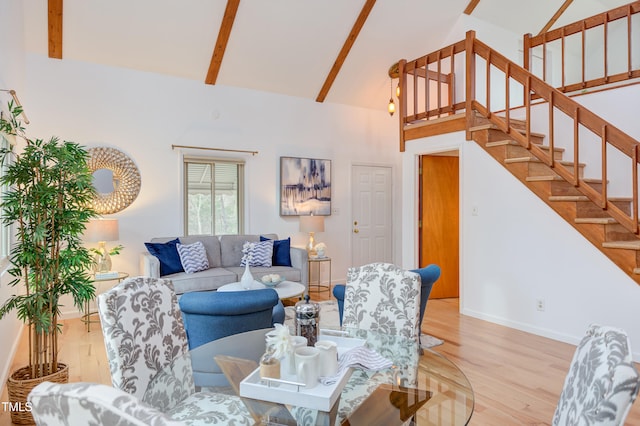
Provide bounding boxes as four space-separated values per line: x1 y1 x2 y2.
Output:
21 0 633 111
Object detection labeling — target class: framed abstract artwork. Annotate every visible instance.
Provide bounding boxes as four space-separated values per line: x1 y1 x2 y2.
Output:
280 156 331 216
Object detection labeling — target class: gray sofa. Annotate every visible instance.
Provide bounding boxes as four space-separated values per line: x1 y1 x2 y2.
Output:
140 234 308 295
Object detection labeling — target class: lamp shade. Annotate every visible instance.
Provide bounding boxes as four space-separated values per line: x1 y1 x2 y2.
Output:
299 215 324 233
83 219 119 242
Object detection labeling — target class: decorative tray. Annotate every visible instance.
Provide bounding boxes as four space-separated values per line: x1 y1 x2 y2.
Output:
239 332 365 411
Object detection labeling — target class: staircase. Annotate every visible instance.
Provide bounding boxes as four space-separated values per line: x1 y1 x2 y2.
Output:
469 112 640 284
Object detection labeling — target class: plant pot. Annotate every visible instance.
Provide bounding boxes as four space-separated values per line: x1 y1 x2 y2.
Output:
6 363 69 425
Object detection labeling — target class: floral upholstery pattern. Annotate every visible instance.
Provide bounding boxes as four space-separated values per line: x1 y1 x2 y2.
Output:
97 276 252 424
552 324 640 426
342 263 421 341
29 381 182 426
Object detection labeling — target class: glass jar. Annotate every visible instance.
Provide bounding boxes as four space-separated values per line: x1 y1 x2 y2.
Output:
295 295 320 347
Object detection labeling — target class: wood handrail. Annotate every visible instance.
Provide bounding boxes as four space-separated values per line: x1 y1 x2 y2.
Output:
399 29 640 235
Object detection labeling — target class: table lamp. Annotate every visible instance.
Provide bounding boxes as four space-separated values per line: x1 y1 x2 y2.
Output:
84 218 119 273
299 214 324 256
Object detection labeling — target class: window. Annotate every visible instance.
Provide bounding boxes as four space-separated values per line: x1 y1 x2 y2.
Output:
183 157 244 235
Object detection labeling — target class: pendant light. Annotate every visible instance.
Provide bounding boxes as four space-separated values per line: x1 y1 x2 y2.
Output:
388 78 396 116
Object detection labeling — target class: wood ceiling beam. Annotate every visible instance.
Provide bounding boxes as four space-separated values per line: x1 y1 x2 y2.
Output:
538 0 573 35
463 0 480 15
316 0 376 103
48 0 63 59
205 0 240 85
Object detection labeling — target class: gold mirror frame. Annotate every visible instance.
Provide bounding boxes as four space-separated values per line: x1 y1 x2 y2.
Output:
87 147 141 214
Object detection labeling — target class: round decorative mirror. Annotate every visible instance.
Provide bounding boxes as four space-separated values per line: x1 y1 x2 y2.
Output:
87 147 141 214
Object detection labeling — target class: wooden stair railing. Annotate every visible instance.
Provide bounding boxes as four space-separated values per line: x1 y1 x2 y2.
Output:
523 1 640 94
399 30 640 283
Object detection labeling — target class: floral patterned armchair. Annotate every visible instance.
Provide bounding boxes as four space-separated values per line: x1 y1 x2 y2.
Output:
552 324 640 426
29 381 182 425
342 263 422 341
97 276 252 424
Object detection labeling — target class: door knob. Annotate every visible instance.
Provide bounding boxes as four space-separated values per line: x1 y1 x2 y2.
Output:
353 229 359 234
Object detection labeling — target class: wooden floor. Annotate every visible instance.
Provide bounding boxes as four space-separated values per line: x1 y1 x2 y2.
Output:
2 291 639 425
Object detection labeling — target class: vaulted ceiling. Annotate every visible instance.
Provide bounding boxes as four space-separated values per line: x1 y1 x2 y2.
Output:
23 0 632 111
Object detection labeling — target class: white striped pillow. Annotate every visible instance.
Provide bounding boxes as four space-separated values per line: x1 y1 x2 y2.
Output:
177 241 209 274
240 240 274 267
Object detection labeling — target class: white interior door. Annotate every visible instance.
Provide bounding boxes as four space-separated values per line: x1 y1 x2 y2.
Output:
351 165 393 267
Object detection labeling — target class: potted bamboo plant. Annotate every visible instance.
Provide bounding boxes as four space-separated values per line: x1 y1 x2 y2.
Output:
0 102 97 424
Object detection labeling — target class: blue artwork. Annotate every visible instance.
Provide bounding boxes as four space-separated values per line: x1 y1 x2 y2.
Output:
280 157 331 216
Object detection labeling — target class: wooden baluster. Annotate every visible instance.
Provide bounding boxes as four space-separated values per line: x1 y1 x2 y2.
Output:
628 4 633 77
543 32 547 82
505 62 510 132
425 60 430 119
449 45 455 115
548 90 554 166
601 125 608 208
561 28 566 90
574 107 580 186
604 14 609 83
413 66 418 121
486 50 491 117
633 144 639 233
525 76 531 150
437 50 442 117
581 21 586 88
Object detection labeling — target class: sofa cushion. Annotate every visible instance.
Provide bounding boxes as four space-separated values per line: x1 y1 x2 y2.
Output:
219 234 278 267
164 268 237 294
144 238 184 276
177 241 209 274
175 235 222 268
240 240 274 267
260 236 292 267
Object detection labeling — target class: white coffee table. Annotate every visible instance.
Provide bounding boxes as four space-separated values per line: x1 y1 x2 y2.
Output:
218 280 305 300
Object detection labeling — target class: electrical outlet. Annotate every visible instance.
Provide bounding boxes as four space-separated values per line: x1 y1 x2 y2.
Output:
536 298 545 312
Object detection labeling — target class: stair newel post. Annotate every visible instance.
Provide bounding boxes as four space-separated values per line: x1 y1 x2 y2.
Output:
465 30 476 140
601 124 608 208
399 59 407 152
523 33 531 73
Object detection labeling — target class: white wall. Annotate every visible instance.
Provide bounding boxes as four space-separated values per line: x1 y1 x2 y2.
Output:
0 0 26 387
22 54 402 318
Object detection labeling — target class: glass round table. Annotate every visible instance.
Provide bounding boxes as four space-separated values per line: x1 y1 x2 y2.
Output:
187 327 474 425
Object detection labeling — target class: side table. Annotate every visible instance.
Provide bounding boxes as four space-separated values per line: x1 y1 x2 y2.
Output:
83 272 129 332
308 257 331 292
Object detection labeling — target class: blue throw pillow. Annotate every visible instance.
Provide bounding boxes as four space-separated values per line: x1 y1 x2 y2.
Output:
144 238 184 276
260 236 292 267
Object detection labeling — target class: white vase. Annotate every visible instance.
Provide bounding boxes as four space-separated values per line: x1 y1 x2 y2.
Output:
240 262 254 290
